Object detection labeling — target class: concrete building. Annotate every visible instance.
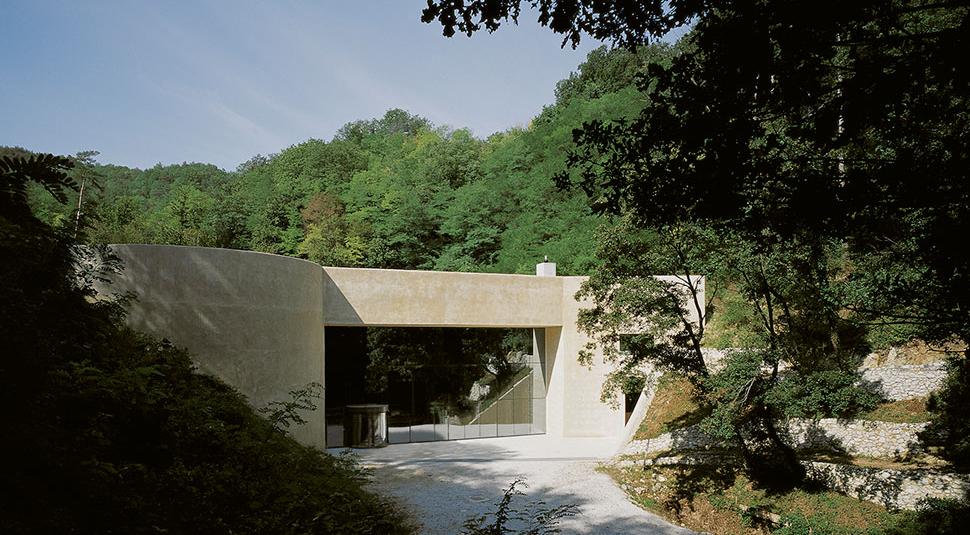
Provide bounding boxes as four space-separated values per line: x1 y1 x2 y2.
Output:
102 244 700 450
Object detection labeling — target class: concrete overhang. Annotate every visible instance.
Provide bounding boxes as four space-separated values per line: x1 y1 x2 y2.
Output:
323 266 564 328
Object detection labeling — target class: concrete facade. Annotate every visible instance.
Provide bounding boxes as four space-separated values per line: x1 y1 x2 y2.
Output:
104 245 326 447
322 265 563 328
104 244 676 450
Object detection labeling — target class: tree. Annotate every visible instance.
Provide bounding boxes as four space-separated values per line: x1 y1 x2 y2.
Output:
421 0 684 48
88 195 149 244
423 0 970 476
298 192 371 266
577 220 879 486
336 108 431 142
69 151 101 238
424 0 970 337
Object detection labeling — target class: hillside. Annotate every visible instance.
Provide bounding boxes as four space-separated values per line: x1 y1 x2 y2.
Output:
13 45 677 278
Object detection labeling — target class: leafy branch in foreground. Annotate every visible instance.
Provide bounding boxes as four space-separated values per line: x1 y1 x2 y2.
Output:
462 479 580 535
259 381 324 431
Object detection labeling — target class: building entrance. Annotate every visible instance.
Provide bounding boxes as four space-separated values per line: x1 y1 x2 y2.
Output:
325 327 546 446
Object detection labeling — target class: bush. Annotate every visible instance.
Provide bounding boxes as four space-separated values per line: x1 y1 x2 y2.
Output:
885 498 970 535
0 154 412 534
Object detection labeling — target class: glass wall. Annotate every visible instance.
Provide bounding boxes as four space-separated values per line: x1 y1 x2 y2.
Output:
325 327 545 447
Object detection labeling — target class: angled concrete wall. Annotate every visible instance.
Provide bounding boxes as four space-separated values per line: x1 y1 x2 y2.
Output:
558 276 626 437
104 245 326 448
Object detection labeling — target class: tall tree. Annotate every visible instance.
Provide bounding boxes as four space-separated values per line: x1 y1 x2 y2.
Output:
422 1 970 338
423 0 970 475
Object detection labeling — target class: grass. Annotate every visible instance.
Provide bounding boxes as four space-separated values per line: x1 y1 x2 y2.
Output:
862 397 932 423
604 463 916 535
635 373 711 440
703 284 763 349
864 338 963 366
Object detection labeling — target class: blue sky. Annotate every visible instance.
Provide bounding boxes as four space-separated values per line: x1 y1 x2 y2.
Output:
1 1 604 170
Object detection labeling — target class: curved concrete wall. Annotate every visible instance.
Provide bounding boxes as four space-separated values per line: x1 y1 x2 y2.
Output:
105 245 326 448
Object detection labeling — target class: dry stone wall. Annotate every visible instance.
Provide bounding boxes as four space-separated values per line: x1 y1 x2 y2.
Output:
804 461 970 510
617 361 956 511
860 363 947 401
610 455 969 511
623 419 926 459
622 361 945 459
623 425 718 456
785 419 926 459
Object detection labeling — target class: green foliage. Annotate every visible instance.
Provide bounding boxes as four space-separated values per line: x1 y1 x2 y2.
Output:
259 381 324 432
864 322 923 354
884 498 970 535
576 220 718 395
421 0 679 48
773 511 887 535
703 285 763 349
921 357 970 469
2 152 75 208
553 45 662 104
426 0 970 474
765 370 881 421
336 108 431 141
609 463 910 535
461 479 580 535
27 42 660 276
577 219 880 486
0 154 411 534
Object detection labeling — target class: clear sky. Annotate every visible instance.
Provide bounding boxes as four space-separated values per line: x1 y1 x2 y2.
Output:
1 1 603 170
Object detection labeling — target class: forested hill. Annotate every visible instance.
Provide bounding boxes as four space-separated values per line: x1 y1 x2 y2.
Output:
13 44 675 276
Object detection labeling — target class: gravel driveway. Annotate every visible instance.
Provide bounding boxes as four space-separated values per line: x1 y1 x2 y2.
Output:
332 435 695 535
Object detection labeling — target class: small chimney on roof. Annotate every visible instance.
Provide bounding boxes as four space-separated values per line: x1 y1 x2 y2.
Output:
536 256 556 277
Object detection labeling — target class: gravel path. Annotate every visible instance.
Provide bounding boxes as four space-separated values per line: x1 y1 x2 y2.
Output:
332 435 695 535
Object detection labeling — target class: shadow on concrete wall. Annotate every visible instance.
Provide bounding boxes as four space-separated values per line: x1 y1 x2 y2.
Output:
321 269 363 325
100 244 327 447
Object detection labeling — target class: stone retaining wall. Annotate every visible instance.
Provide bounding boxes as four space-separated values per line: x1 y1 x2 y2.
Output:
624 419 926 459
624 425 718 456
804 461 970 510
786 419 926 458
702 351 946 401
610 455 969 511
616 361 957 511
860 363 947 401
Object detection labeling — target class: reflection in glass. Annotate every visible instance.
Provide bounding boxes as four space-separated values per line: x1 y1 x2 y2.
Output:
478 400 497 437
325 327 547 445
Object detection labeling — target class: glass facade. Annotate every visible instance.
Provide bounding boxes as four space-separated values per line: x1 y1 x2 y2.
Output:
325 327 545 447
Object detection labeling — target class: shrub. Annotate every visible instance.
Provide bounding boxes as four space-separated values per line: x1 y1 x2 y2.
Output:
0 153 412 534
885 498 970 535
